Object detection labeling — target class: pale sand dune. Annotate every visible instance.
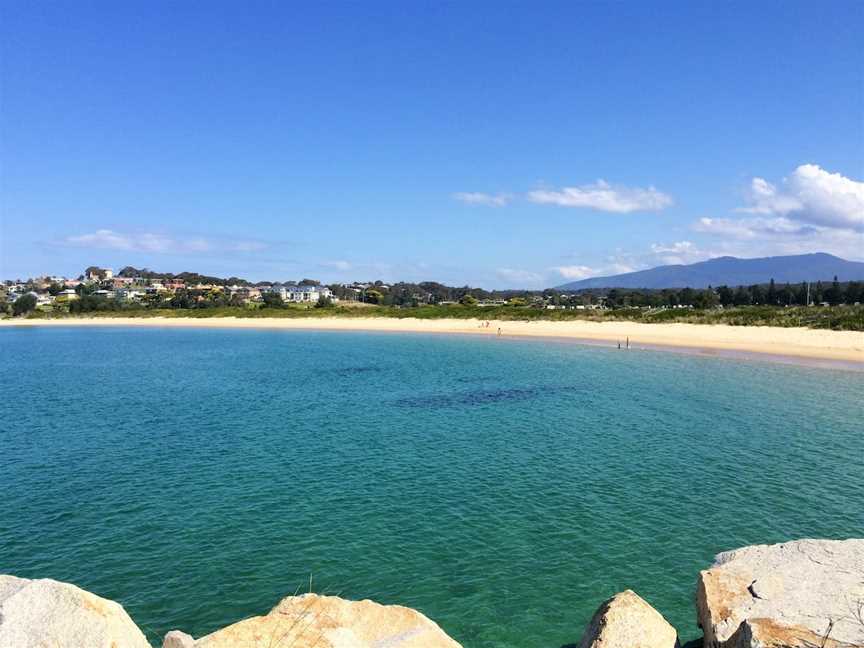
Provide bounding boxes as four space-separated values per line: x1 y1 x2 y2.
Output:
3 316 863 365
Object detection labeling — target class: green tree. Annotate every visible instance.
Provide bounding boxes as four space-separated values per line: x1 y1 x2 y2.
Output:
365 289 384 305
694 289 719 309
170 289 193 309
716 285 734 306
459 294 478 306
846 281 862 305
262 292 284 308
69 295 117 313
813 281 824 305
796 282 808 306
75 283 96 296
826 275 841 305
315 295 334 308
13 294 37 316
680 287 696 306
749 284 766 304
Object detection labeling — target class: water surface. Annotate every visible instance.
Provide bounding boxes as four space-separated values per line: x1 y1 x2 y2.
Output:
2 327 862 646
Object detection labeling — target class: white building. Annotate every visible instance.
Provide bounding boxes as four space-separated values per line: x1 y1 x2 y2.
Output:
268 284 334 303
115 288 145 302
85 267 114 281
57 289 79 301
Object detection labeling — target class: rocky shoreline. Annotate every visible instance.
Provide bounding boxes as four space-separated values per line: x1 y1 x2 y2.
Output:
2 539 862 648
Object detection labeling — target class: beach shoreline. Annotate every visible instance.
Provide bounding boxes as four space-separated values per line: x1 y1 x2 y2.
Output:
3 316 863 367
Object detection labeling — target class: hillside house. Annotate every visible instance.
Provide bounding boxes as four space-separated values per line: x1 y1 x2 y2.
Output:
268 284 334 303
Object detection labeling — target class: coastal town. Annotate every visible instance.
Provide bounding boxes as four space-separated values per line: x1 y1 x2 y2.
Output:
4 264 863 319
2 266 335 312
1 265 599 314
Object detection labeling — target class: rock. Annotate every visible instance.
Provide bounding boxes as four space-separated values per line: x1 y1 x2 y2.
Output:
164 629 195 648
0 574 151 648
184 593 461 648
733 618 849 648
578 589 680 648
696 538 864 648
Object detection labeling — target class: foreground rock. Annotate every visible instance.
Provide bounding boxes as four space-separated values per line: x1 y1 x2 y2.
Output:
577 589 680 648
166 593 461 648
732 618 852 648
0 574 150 648
697 538 864 647
164 630 196 648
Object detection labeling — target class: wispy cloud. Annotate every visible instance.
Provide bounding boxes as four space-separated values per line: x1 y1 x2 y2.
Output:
66 229 138 250
694 218 863 259
63 229 267 255
554 265 599 280
321 260 352 271
648 240 715 265
528 180 673 213
496 267 544 286
694 216 817 240
453 192 512 207
553 241 716 282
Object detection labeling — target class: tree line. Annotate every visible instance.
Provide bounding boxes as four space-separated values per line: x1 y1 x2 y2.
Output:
587 277 862 309
7 273 863 316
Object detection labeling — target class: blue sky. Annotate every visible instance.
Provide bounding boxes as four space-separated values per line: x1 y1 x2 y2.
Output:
2 1 862 287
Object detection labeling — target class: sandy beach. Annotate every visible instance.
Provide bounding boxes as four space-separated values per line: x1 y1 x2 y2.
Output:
3 316 863 366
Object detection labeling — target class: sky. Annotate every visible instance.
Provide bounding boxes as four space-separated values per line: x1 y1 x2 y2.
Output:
1 1 863 288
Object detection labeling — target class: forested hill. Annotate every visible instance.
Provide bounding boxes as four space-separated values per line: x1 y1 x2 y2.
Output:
556 253 864 290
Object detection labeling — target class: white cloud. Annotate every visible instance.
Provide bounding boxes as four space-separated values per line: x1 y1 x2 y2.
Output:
554 242 716 283
694 218 863 260
66 229 136 250
453 192 512 207
694 216 816 240
64 229 266 255
736 164 864 231
554 265 598 280
736 177 803 216
528 179 673 213
685 164 864 262
648 240 715 265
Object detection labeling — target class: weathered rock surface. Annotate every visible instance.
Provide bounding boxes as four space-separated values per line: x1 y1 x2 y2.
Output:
168 593 462 648
163 629 195 648
733 618 850 648
0 574 151 648
696 538 864 648
577 589 680 648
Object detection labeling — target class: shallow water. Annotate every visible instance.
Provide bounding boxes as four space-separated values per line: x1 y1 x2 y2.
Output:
2 327 862 646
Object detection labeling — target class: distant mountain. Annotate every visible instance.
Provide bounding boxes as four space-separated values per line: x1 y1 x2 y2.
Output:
556 253 864 290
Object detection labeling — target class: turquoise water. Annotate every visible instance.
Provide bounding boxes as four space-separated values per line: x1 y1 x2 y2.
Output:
1 327 862 647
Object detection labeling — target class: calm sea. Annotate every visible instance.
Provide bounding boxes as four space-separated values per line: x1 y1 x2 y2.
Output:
2 327 862 647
